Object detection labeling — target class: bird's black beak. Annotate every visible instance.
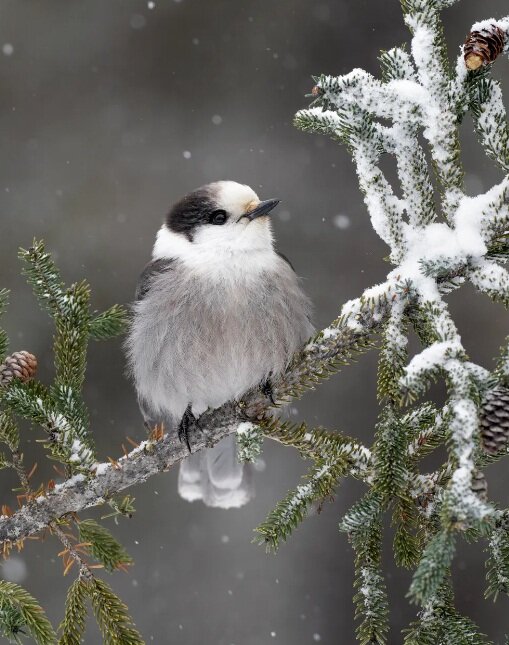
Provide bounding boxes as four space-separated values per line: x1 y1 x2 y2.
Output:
244 198 280 221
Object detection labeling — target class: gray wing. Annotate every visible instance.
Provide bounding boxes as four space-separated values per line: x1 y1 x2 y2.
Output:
135 258 174 301
134 258 175 427
276 250 314 330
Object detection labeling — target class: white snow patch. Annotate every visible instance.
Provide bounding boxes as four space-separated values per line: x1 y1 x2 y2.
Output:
237 422 256 436
405 341 462 378
92 461 111 476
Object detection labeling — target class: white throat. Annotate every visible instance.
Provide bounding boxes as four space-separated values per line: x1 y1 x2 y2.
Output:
152 223 278 277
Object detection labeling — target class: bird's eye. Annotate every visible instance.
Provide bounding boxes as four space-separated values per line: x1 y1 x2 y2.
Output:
210 209 227 225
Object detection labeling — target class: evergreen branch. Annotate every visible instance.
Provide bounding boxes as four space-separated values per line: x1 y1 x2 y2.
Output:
379 46 416 83
495 334 509 385
19 241 67 319
296 102 406 257
405 294 494 528
58 578 88 645
51 384 94 458
3 4 509 642
386 121 436 228
78 519 133 572
312 69 422 125
377 301 408 402
53 281 91 393
0 288 9 362
468 259 509 307
485 524 509 600
236 422 263 463
89 305 128 341
0 295 389 546
402 0 465 217
393 497 422 569
1 380 96 470
0 580 56 645
378 49 436 228
399 340 462 402
404 584 491 645
255 457 350 552
340 491 383 536
0 451 12 470
405 404 445 460
0 288 8 320
89 578 143 645
55 526 139 643
469 75 509 173
0 410 19 452
51 522 93 581
351 519 389 644
372 406 411 502
408 530 455 604
261 417 373 478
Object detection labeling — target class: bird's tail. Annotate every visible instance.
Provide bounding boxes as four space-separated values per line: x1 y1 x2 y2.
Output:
178 434 254 508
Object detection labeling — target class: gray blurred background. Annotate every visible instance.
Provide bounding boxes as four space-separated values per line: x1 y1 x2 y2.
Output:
0 0 508 642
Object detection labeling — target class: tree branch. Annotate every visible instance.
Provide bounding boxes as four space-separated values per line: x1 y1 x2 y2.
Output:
0 300 387 545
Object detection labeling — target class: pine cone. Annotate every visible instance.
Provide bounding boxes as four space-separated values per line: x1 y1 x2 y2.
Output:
0 351 37 386
471 470 488 502
480 385 509 455
464 24 506 70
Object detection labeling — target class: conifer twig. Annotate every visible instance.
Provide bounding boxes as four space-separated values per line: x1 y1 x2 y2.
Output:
0 301 385 545
50 522 93 581
0 266 470 547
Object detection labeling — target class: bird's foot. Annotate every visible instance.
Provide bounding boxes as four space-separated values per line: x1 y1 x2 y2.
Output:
261 377 276 405
178 404 197 452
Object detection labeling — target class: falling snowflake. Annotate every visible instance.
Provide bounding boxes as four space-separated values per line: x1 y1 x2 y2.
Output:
333 214 351 229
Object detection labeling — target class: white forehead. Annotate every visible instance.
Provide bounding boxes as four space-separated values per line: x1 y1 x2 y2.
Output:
212 181 259 214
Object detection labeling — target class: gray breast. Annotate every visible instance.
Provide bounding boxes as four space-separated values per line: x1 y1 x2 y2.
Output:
126 257 313 423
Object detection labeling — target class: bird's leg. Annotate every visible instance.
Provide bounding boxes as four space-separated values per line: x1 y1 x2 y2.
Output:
260 376 276 405
178 403 196 452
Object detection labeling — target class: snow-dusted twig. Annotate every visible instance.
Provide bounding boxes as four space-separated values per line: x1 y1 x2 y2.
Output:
0 298 387 545
0 253 484 547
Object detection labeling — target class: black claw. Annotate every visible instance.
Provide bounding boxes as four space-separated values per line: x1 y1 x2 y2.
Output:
178 404 196 452
261 378 276 405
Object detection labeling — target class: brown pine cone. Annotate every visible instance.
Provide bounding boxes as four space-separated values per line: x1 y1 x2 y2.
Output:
0 351 38 386
464 24 506 70
480 385 509 455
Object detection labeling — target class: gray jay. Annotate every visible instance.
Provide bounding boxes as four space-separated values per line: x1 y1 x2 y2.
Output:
126 180 313 508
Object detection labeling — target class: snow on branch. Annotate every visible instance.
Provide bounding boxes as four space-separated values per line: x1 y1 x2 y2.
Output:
0 292 387 546
2 2 509 643
296 0 509 631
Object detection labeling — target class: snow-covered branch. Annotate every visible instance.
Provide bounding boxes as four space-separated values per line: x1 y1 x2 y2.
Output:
2 4 509 643
0 297 387 545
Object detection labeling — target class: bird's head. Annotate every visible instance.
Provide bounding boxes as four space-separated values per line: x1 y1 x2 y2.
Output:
162 181 280 253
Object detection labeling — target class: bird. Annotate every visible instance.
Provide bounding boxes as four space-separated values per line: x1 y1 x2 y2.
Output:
126 180 314 508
